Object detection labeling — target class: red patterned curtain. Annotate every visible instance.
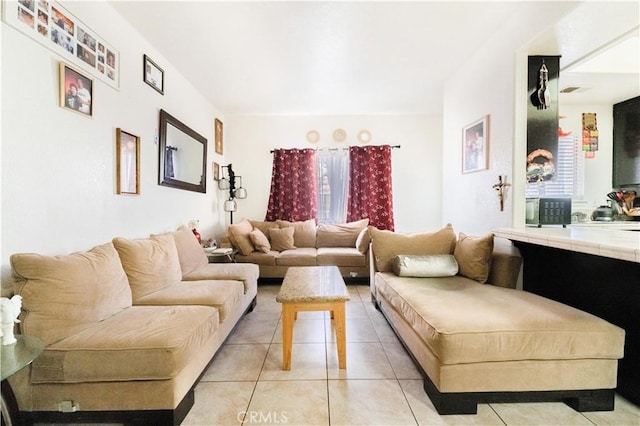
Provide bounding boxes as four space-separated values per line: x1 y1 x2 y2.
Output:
265 148 318 222
346 145 395 230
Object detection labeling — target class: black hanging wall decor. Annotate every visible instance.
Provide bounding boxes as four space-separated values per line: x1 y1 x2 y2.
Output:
526 55 561 185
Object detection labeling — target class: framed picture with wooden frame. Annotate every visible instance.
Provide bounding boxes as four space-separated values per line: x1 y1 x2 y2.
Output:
215 118 223 154
59 62 93 117
462 115 490 174
116 128 140 195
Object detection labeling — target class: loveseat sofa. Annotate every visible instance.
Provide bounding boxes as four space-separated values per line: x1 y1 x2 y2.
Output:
223 218 370 280
369 224 626 415
7 226 258 425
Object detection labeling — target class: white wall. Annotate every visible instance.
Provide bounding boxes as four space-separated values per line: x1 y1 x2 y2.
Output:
441 3 578 235
0 2 228 289
224 114 443 233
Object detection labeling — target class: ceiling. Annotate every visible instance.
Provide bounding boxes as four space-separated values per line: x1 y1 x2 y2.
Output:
108 1 639 116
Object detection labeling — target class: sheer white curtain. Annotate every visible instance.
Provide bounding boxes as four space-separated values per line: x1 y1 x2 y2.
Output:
316 149 349 224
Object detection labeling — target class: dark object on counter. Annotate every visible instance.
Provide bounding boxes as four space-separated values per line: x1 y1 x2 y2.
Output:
526 198 572 227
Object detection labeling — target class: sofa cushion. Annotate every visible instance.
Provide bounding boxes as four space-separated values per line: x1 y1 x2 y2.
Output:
112 234 182 301
375 272 625 364
134 280 243 322
355 227 371 254
317 247 366 267
235 251 278 266
269 227 296 251
182 263 260 294
10 243 132 346
154 225 209 277
316 219 369 248
454 232 494 283
275 248 318 266
228 219 255 255
276 219 316 248
370 224 456 272
392 254 458 278
249 229 271 253
30 305 219 383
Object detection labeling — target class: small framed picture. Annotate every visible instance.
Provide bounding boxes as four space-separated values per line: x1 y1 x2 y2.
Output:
213 162 220 181
59 62 93 117
215 118 223 155
462 115 490 174
143 54 164 95
116 128 140 195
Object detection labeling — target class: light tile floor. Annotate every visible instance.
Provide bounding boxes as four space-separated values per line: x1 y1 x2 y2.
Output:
183 284 640 426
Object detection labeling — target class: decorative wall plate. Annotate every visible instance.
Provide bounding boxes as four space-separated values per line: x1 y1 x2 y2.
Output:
333 129 347 142
306 130 320 144
357 130 372 144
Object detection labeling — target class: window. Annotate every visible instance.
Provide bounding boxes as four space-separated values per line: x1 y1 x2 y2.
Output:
525 136 584 198
316 150 349 224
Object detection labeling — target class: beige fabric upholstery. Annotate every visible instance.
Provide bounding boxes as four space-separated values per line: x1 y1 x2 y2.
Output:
228 219 255 255
235 251 278 266
249 220 279 240
276 248 317 266
250 229 271 253
182 263 260 293
316 219 369 247
369 224 456 272
453 232 494 283
269 227 296 251
135 280 243 322
156 225 209 277
317 247 367 267
30 305 219 383
375 272 625 364
10 243 132 346
113 235 182 301
276 219 317 247
355 227 371 254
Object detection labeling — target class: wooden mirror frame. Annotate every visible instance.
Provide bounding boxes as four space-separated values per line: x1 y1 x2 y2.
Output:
158 109 207 193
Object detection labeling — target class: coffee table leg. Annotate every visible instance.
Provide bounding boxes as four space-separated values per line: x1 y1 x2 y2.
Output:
282 303 295 370
334 302 347 369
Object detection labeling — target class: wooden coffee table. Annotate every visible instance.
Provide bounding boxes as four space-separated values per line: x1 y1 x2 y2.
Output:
276 266 350 370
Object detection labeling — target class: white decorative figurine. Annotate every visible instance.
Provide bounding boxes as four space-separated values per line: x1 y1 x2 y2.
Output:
0 295 22 345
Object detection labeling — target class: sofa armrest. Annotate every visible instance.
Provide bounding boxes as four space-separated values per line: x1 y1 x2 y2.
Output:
487 238 522 289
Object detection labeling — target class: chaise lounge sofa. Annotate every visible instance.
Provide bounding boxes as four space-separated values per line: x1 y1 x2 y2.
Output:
369 224 626 415
7 226 258 425
223 218 371 279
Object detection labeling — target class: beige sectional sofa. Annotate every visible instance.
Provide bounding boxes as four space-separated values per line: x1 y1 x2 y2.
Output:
369 225 626 415
224 218 370 279
8 226 258 425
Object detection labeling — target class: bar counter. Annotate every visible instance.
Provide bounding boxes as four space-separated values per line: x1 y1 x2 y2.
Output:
495 223 640 406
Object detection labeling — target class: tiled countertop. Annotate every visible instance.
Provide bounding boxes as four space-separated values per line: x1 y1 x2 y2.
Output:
494 223 640 263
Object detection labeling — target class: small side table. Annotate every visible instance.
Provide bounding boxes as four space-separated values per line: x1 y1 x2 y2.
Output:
2 335 44 426
205 248 237 263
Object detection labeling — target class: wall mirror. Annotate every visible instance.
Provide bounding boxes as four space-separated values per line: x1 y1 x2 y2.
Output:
158 109 207 193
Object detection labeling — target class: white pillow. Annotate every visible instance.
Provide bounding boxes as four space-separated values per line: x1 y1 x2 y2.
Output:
392 254 459 277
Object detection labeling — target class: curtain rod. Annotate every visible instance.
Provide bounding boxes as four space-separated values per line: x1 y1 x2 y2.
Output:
270 145 401 153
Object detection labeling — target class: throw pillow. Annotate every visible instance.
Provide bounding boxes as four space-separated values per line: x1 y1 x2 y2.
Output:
276 219 316 247
228 219 255 256
269 227 296 251
316 218 369 248
454 232 494 283
369 224 457 272
250 229 271 253
392 254 459 277
249 220 279 241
